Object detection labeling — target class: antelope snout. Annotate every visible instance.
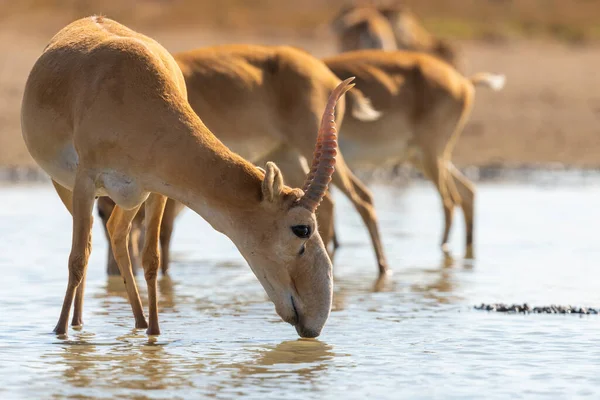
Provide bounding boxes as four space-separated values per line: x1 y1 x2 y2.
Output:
294 322 323 339
290 288 331 339
275 295 299 326
275 294 327 338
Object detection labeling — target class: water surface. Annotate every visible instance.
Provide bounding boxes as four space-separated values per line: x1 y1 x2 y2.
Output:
1 180 600 399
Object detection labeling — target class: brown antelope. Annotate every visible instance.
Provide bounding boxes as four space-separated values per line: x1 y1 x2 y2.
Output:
332 2 463 70
331 2 398 52
97 44 390 276
322 49 505 258
21 16 352 338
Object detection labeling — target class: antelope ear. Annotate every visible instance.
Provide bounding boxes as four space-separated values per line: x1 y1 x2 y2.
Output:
261 162 284 203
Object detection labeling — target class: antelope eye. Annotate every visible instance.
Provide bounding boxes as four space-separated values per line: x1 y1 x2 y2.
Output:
291 225 311 239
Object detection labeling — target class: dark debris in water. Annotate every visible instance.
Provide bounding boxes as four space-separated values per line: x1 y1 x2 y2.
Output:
474 303 599 314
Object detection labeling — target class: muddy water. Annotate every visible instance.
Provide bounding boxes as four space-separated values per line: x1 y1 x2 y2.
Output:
1 179 600 399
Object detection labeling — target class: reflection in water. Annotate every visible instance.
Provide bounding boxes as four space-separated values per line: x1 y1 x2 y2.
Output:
443 252 455 268
245 339 335 369
372 272 393 293
157 276 177 310
102 275 131 302
332 272 397 312
408 257 468 304
44 334 196 396
44 338 336 398
99 275 178 311
409 268 457 304
333 256 465 311
223 339 338 394
5 182 600 399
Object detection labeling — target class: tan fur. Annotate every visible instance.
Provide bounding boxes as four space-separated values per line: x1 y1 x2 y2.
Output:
323 49 506 258
331 5 398 52
97 196 184 276
332 2 463 70
177 45 388 272
21 17 342 338
96 44 390 276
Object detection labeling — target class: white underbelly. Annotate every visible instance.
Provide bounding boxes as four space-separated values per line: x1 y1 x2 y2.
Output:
97 171 149 209
35 143 148 209
339 136 415 169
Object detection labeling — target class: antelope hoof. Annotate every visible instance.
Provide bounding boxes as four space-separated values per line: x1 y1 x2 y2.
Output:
146 326 161 336
53 324 67 335
135 318 149 330
71 317 83 327
378 263 392 277
465 245 474 259
441 243 451 256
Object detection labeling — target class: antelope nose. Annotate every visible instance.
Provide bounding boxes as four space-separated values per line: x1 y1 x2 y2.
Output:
295 323 322 339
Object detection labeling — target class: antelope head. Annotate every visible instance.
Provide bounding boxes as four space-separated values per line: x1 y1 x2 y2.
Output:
331 0 379 34
231 78 355 338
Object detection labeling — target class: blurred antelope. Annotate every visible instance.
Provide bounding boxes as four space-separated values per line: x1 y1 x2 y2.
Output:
331 2 397 52
332 2 463 70
322 50 505 257
97 44 390 276
21 16 352 338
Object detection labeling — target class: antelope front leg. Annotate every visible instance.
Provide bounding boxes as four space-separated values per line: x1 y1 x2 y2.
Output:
141 194 168 335
107 204 148 329
54 175 95 335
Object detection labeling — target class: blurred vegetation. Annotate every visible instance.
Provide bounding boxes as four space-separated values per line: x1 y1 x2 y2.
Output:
2 0 600 43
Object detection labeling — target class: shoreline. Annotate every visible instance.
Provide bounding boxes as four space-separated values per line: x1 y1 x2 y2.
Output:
4 164 600 186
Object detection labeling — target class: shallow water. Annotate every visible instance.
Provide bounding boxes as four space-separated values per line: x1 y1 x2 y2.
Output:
2 180 600 399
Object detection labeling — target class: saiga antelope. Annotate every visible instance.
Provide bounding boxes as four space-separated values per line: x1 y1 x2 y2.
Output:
332 2 463 70
21 16 352 338
100 45 500 273
322 50 505 258
97 44 391 276
331 2 398 52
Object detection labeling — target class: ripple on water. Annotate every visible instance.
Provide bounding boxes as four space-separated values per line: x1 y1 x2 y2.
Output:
1 182 600 399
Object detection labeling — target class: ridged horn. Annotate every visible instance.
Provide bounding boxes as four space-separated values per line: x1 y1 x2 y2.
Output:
298 77 355 212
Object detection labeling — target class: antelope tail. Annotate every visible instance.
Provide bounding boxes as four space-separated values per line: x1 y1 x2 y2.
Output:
469 72 506 91
346 87 382 121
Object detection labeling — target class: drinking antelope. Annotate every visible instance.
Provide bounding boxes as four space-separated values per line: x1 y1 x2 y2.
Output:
97 44 390 276
100 45 502 273
21 16 351 338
